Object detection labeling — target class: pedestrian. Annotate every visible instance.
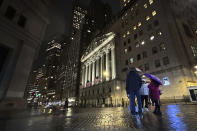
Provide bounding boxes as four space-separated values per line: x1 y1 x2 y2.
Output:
148 80 162 115
64 98 68 111
126 67 143 118
140 80 149 112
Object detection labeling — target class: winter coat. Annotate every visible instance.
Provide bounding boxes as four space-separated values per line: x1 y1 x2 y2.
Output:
140 83 149 96
126 70 142 95
148 81 160 101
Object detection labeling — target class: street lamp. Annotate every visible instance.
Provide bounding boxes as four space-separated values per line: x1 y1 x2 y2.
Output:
103 71 109 77
116 86 120 90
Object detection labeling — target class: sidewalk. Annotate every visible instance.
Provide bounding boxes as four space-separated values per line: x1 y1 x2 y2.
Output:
0 104 197 131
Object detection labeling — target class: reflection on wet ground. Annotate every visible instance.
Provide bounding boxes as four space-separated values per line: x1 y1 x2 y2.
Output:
0 104 197 131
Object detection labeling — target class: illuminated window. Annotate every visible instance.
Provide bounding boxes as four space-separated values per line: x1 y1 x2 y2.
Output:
150 35 155 40
144 4 147 8
152 10 156 16
130 58 134 64
135 42 140 47
158 31 162 35
138 22 142 27
146 16 150 21
124 0 126 2
124 3 127 7
141 41 145 45
124 49 128 54
160 43 167 51
133 25 137 30
127 31 130 35
149 0 153 5
123 34 126 38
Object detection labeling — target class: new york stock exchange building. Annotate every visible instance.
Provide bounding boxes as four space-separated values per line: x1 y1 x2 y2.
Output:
79 32 128 107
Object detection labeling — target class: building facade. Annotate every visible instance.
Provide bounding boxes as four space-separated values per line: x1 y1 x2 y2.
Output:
79 0 197 106
119 0 197 101
79 32 127 107
0 0 49 109
62 3 87 103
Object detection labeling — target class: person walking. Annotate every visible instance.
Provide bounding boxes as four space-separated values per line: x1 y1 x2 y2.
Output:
64 98 69 111
148 80 162 115
140 80 149 112
126 67 143 118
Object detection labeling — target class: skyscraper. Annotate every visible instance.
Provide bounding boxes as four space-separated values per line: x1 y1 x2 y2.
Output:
62 2 87 104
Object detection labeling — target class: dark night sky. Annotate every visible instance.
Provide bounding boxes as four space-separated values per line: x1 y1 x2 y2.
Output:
45 0 120 38
35 0 120 68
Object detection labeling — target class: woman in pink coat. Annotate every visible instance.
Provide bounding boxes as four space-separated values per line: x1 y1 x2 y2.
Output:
148 80 161 114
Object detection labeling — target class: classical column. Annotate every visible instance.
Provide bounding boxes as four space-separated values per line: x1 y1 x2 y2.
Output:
92 61 95 85
85 65 88 87
81 67 84 86
88 63 91 82
111 47 116 79
96 58 99 78
106 50 110 81
100 55 103 82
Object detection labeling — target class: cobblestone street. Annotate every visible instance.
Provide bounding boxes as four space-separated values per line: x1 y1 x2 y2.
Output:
0 104 197 131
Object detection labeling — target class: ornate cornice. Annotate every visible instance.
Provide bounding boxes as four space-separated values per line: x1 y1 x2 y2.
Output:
81 32 115 63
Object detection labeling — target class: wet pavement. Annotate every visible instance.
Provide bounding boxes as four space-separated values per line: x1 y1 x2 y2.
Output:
0 104 197 131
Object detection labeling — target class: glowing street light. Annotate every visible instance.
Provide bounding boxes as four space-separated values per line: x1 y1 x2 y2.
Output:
116 86 120 90
103 71 109 77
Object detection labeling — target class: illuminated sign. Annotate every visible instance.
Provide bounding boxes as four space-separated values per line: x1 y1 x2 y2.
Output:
163 77 170 86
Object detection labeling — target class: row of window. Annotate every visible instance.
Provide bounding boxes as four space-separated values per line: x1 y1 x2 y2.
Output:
124 31 163 54
125 56 170 71
124 20 160 41
135 43 166 61
122 0 154 18
3 5 27 28
122 11 158 38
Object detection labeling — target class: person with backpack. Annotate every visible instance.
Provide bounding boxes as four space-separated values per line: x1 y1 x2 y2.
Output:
126 67 143 118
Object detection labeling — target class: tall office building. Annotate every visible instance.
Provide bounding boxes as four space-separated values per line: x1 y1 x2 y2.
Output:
62 2 87 103
119 0 197 102
62 0 113 104
45 39 62 100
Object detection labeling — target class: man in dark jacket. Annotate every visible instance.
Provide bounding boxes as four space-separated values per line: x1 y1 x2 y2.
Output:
126 67 143 118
